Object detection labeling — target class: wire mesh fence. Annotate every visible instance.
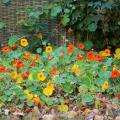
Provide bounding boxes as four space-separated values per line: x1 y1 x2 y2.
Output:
0 0 75 46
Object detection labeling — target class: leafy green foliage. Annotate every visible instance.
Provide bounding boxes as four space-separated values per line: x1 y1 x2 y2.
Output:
0 41 119 109
0 0 11 5
8 35 18 46
0 20 4 29
16 5 55 53
45 0 120 49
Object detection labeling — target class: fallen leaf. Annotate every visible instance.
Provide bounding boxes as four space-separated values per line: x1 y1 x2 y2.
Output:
58 104 68 112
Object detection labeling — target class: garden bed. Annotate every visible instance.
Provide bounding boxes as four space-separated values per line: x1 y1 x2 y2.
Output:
0 38 120 119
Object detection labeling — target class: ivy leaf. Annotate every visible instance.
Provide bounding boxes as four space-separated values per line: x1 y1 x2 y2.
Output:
61 15 70 26
118 21 120 26
0 21 4 29
51 5 62 17
2 0 11 5
88 23 97 32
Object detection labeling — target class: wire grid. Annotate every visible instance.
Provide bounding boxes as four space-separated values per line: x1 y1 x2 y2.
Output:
0 0 75 46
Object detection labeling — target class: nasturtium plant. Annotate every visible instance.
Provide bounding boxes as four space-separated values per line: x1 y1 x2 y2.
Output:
0 40 120 109
8 35 18 47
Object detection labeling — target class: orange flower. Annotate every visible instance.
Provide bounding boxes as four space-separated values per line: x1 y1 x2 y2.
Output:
86 51 95 60
102 49 110 57
32 97 40 105
33 54 39 62
78 42 84 50
0 66 5 73
2 46 10 53
24 53 31 60
67 44 74 53
50 67 56 75
77 53 84 60
6 67 13 72
111 70 120 78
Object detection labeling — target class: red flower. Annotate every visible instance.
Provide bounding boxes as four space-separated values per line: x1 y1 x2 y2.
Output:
50 67 56 75
30 62 35 67
14 59 24 69
78 42 84 50
11 45 18 51
95 54 103 62
0 66 5 73
21 71 29 79
116 94 120 100
86 51 95 60
67 44 74 53
111 70 120 78
77 53 84 60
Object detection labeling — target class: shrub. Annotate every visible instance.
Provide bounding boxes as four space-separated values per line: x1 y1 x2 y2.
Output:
46 0 120 49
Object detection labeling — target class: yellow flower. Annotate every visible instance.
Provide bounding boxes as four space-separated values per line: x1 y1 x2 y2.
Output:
72 64 80 75
17 77 23 83
103 66 108 71
47 81 55 91
27 93 34 100
45 46 52 53
102 81 109 90
102 49 111 57
24 89 29 94
11 71 17 79
43 87 53 97
38 72 46 81
20 38 28 47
